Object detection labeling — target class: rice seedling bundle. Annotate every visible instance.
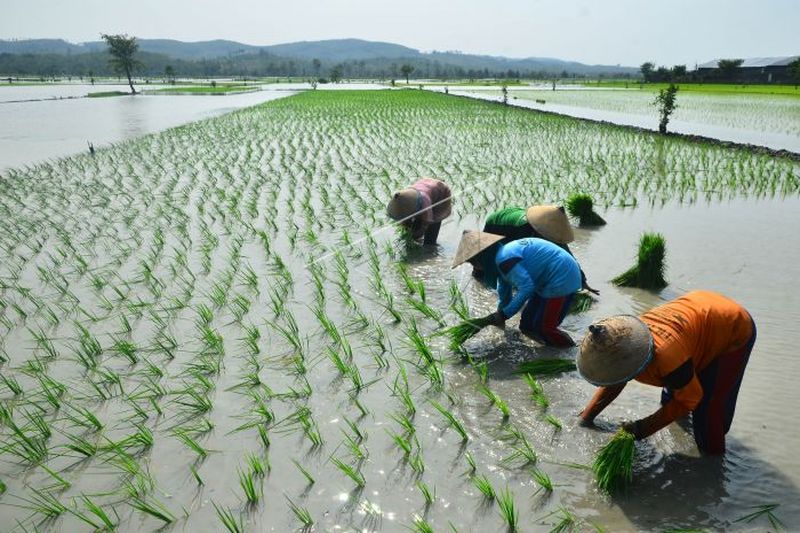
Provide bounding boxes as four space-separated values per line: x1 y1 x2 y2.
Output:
568 291 594 314
441 315 495 350
515 358 577 376
612 233 668 290
592 429 636 493
565 193 606 226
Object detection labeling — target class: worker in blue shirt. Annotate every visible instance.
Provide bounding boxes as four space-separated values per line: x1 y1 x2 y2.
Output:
452 231 582 346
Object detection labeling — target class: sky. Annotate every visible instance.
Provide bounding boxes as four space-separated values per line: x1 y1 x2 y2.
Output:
2 0 798 67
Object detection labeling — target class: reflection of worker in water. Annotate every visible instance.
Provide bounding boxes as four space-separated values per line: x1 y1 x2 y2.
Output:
386 177 452 245
452 231 581 346
577 290 756 454
483 205 596 293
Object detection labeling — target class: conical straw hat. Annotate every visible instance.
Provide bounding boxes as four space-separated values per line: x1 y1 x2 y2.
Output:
451 230 505 269
526 205 575 244
386 188 420 221
577 315 654 386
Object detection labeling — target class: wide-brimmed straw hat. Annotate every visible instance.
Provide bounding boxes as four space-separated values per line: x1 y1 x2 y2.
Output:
577 315 654 386
387 188 421 221
451 230 504 269
526 205 574 244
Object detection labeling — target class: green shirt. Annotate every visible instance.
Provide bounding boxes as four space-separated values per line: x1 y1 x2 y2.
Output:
485 207 527 227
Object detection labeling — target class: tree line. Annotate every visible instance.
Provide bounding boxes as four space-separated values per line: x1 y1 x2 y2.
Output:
0 35 635 81
641 59 800 85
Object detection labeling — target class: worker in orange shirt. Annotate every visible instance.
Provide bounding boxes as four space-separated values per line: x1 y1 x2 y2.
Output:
576 291 756 454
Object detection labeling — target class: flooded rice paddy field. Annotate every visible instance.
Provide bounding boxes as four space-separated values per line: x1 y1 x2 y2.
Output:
0 85 297 172
456 87 800 153
0 90 799 531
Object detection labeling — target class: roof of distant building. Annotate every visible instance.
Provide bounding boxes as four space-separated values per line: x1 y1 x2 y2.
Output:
698 55 800 69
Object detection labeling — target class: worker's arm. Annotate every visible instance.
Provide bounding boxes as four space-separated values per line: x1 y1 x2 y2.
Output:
497 276 512 310
626 362 703 440
499 262 535 318
560 243 597 294
579 383 627 424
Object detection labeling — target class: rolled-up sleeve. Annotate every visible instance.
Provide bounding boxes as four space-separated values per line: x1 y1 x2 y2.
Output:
500 264 536 318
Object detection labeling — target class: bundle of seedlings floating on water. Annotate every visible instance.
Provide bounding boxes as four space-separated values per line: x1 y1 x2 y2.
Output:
612 232 668 289
565 193 606 226
440 315 496 351
592 428 636 493
515 358 576 376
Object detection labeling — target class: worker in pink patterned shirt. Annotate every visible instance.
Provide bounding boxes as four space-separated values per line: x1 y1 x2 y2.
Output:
386 178 452 245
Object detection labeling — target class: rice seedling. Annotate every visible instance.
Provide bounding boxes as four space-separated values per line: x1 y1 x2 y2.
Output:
128 494 176 524
593 429 636 493
239 467 262 504
734 503 784 531
411 516 435 533
430 401 469 442
417 480 435 507
565 193 606 226
72 495 117 531
479 384 511 419
213 501 245 533
547 506 579 533
497 487 519 531
472 474 495 500
286 496 314 529
440 315 495 351
545 414 563 430
532 469 554 493
331 457 366 488
190 464 204 486
612 233 668 290
523 374 550 408
515 359 576 376
465 451 477 476
292 459 315 484
22 487 69 518
388 430 414 456
174 429 209 458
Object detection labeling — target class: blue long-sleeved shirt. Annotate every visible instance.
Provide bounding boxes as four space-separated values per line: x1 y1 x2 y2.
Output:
494 238 581 318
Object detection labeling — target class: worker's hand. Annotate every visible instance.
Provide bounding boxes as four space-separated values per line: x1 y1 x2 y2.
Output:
484 311 506 329
621 420 644 439
577 413 595 428
586 286 600 295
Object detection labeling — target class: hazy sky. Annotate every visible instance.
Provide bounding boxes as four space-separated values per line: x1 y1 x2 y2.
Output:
2 0 798 67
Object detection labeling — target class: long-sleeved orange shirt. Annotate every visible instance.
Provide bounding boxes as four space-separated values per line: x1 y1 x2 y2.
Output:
583 291 753 437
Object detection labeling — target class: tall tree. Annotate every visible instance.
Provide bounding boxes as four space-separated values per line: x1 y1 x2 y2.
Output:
400 64 415 84
164 65 175 84
329 64 343 83
640 62 655 82
653 84 679 134
716 59 744 82
789 58 800 88
101 33 142 93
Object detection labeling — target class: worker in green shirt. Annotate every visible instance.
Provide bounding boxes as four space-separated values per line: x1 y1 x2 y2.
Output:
482 205 597 293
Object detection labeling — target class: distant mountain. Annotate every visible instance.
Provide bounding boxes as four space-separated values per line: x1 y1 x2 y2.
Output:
0 37 638 78
264 39 420 61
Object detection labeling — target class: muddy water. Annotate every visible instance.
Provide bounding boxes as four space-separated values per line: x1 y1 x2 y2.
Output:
421 196 800 531
0 88 295 171
449 88 800 153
